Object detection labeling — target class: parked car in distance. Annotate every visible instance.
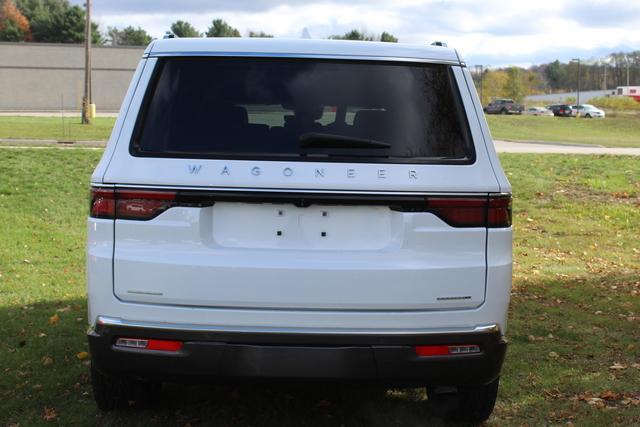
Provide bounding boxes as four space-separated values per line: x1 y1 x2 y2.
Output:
572 104 605 118
484 98 524 115
87 38 512 425
523 106 553 116
546 104 576 117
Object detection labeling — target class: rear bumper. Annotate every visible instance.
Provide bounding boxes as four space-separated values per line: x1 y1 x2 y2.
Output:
88 317 507 387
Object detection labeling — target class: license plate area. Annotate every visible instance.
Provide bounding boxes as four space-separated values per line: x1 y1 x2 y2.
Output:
212 202 394 250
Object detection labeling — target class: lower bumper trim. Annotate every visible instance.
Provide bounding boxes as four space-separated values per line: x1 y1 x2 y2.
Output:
89 319 506 386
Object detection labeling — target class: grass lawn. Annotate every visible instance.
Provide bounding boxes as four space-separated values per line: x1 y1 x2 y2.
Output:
0 116 115 142
487 114 640 148
0 149 639 425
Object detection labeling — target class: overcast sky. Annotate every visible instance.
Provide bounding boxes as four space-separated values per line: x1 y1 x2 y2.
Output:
73 0 640 67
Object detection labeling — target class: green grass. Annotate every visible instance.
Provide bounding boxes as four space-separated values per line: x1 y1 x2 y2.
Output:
0 149 639 425
0 116 115 142
487 114 640 148
2 114 640 148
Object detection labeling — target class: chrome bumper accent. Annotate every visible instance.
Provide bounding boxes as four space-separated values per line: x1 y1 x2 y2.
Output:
92 315 500 336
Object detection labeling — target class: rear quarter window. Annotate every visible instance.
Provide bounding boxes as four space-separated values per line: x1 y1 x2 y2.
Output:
131 57 475 164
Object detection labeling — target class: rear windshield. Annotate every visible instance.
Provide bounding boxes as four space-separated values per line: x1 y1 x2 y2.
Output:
132 57 474 164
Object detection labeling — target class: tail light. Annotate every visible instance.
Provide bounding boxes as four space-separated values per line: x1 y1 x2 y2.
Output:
90 187 512 228
424 194 511 228
487 195 512 227
90 188 176 221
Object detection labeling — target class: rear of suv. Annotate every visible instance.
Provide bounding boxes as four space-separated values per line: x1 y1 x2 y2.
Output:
87 38 512 424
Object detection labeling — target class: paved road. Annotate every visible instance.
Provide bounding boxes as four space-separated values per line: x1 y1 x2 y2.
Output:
1 138 639 155
0 111 119 118
493 140 640 155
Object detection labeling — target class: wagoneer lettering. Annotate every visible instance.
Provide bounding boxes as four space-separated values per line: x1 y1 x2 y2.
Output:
87 38 512 424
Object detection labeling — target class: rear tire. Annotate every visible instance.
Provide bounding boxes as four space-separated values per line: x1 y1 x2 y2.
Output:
91 362 161 411
500 109 507 115
428 377 499 425
585 113 592 118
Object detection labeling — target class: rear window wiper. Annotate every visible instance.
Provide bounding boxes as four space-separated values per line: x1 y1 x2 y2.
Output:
299 133 392 149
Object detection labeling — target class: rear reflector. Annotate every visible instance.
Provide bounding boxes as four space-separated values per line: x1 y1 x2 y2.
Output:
415 344 480 357
115 337 183 352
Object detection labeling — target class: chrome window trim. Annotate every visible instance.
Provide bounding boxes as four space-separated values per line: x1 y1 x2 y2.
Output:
148 51 463 66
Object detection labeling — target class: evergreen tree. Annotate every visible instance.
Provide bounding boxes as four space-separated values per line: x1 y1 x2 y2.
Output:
107 26 152 46
206 19 240 37
170 20 200 38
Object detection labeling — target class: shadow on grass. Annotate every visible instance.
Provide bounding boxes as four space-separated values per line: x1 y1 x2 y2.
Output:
2 270 638 426
0 299 465 427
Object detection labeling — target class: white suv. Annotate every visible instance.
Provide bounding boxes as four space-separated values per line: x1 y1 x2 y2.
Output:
87 38 512 424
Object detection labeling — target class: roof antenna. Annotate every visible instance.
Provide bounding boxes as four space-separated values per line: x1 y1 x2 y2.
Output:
430 41 447 47
163 31 177 39
301 27 312 39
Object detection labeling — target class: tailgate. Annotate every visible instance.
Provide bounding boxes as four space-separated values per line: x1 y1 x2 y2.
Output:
112 191 488 311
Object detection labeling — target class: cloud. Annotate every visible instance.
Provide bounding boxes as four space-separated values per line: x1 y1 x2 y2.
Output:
70 0 640 67
564 0 640 28
82 0 289 14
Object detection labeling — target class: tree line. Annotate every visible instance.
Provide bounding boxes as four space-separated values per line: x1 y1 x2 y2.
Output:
473 53 640 105
2 0 636 102
0 0 399 45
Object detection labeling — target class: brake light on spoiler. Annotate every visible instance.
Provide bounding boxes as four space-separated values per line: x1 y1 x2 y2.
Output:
90 187 511 227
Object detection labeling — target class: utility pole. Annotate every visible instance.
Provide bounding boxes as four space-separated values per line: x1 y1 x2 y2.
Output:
626 55 630 87
571 58 581 106
81 0 92 124
603 61 607 91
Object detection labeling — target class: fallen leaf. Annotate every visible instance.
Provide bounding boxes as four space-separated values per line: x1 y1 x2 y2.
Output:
48 314 60 325
599 390 621 400
548 351 560 359
76 351 89 361
587 397 605 407
609 362 627 370
42 406 57 421
41 356 53 366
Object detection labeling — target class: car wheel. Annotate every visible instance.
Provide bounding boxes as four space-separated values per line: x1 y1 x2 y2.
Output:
427 377 500 424
91 362 161 411
585 113 592 118
500 109 507 115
